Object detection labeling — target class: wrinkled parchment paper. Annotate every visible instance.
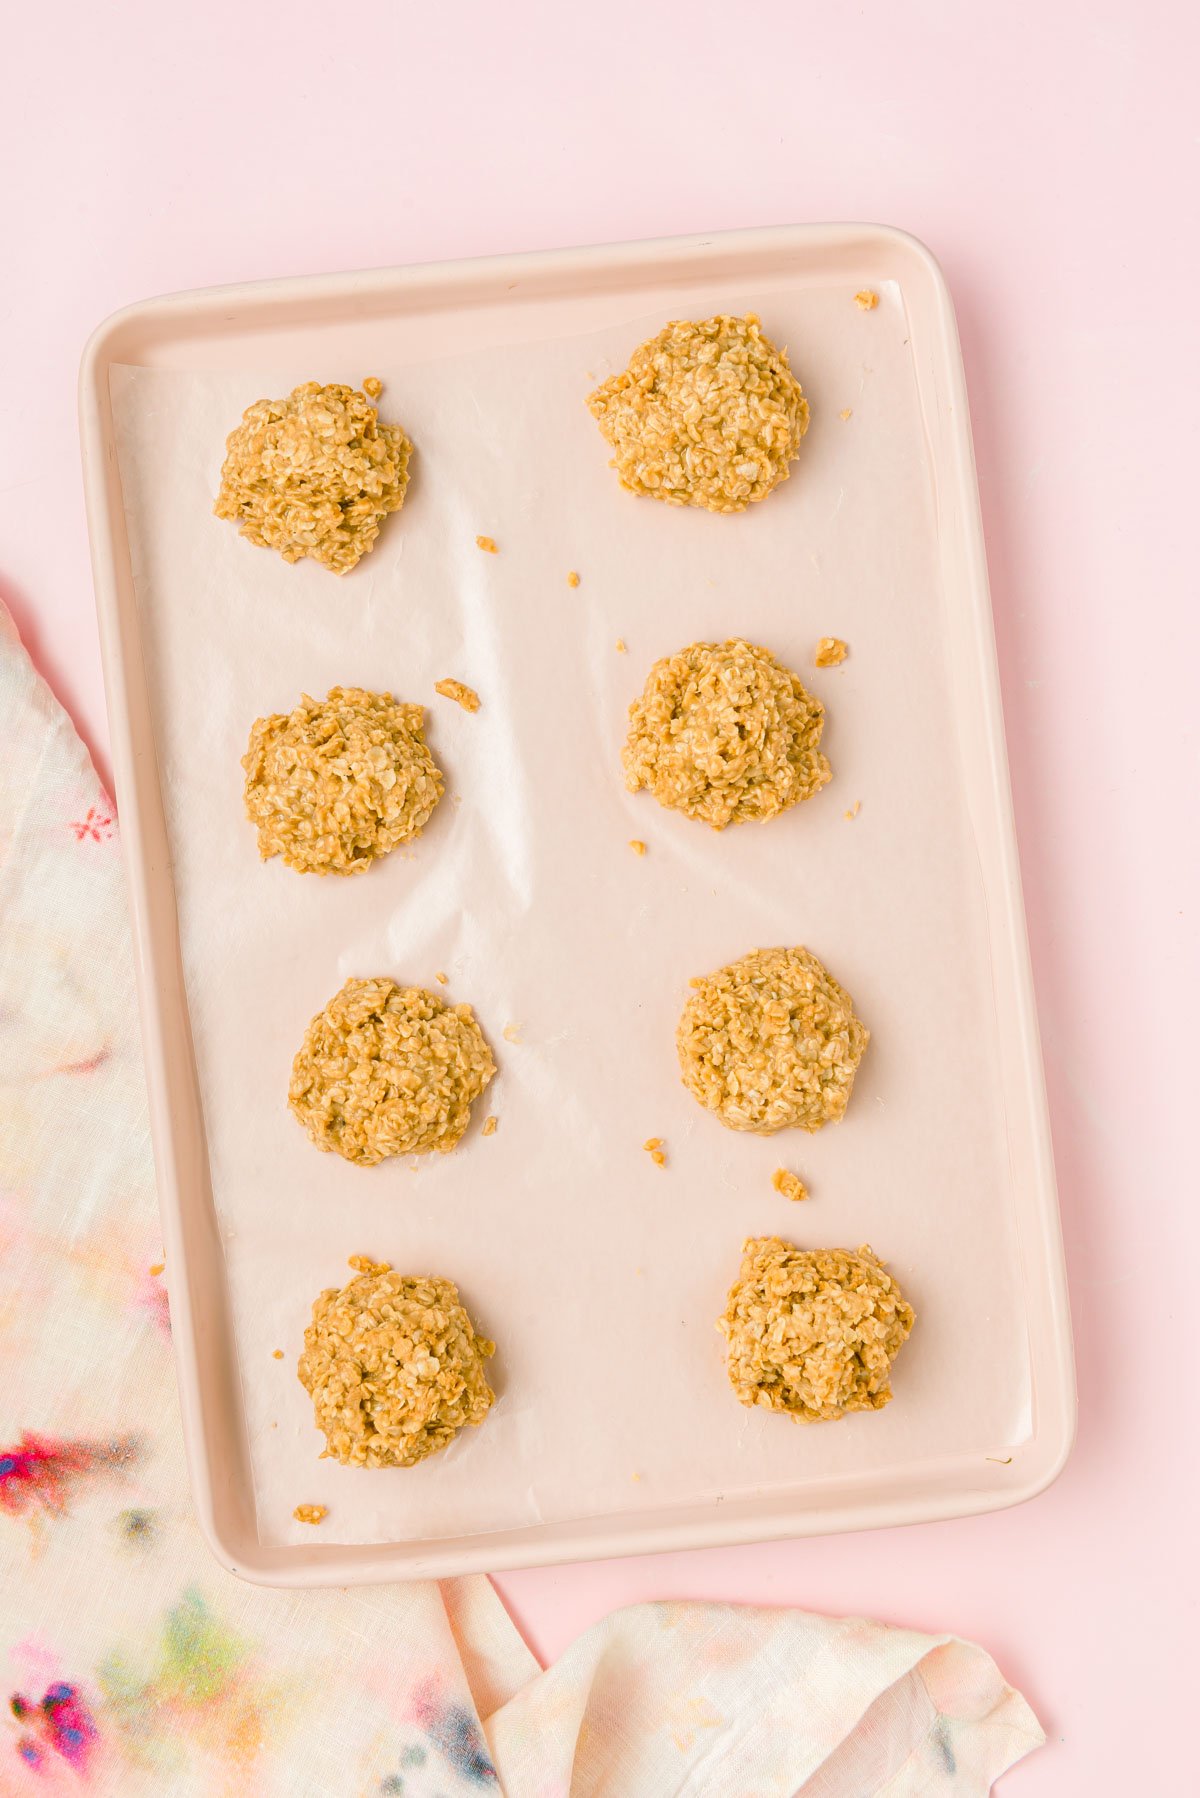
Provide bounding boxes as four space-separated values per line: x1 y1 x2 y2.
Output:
110 278 1030 1548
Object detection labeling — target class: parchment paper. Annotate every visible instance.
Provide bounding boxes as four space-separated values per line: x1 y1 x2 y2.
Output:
110 278 1030 1548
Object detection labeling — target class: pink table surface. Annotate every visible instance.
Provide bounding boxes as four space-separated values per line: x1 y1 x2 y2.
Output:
5 5 1196 1792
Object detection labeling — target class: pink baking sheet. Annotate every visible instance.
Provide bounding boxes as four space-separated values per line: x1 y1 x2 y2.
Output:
82 227 1074 1583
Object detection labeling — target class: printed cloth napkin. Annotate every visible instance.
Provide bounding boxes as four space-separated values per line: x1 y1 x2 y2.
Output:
0 601 1043 1796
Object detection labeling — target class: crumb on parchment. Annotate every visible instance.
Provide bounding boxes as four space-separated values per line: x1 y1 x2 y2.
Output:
482 1115 498 1137
643 1137 667 1167
616 638 627 653
844 801 862 820
149 1263 164 1277
855 290 879 310
475 535 499 554
293 1504 327 1525
839 408 852 421
815 637 848 667
272 1349 285 1360
567 571 581 588
435 971 448 985
435 679 480 713
772 1168 809 1203
502 1024 522 1044
362 376 383 399
629 839 647 856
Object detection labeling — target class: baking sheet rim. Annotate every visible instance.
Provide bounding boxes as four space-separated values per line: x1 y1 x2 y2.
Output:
78 222 1076 1586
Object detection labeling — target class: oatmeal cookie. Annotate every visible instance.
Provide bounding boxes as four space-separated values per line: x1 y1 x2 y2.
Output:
720 1237 913 1420
587 314 809 511
623 640 830 829
677 946 868 1133
215 379 412 573
289 976 496 1166
243 687 443 876
298 1256 495 1467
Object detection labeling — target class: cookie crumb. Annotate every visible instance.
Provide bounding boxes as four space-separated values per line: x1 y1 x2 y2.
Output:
293 1504 328 1525
643 1137 667 1167
772 1168 809 1203
362 376 383 400
475 535 499 554
814 637 848 668
629 839 647 856
567 570 581 588
844 801 862 820
616 638 627 653
855 290 879 310
482 1115 498 1137
272 1349 285 1360
435 679 480 713
502 1023 522 1045
839 408 853 421
348 1255 391 1275
149 1262 165 1277
631 1471 642 1483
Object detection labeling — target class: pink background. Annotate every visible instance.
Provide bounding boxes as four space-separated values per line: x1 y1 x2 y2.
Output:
5 4 1195 1791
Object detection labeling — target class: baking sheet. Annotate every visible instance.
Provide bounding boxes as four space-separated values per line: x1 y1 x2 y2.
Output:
108 275 1032 1552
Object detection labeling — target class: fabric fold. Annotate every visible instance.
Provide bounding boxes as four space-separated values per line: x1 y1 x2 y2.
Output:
482 1603 1043 1795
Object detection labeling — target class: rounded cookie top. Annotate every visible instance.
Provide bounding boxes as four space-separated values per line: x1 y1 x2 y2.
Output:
289 976 496 1166
587 314 809 512
677 946 868 1133
622 639 830 829
243 687 444 876
298 1256 495 1467
214 379 411 573
720 1237 914 1421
